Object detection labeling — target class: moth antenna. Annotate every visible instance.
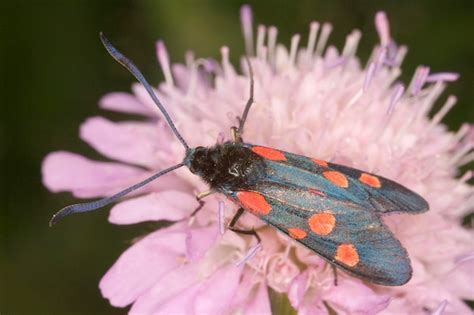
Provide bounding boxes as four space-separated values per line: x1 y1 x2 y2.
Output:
49 163 184 226
99 33 190 152
237 56 255 135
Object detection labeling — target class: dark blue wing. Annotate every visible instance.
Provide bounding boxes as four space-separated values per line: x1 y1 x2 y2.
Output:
226 144 429 285
326 162 429 215
256 182 411 285
250 144 429 214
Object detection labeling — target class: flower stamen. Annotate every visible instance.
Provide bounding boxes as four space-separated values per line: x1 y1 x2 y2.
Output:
315 23 332 56
455 251 474 265
384 41 399 66
454 124 471 143
156 40 174 86
459 170 473 183
409 65 430 96
218 200 226 235
426 72 460 82
240 5 254 56
342 30 362 59
306 21 320 59
267 26 278 68
256 25 266 60
450 141 474 166
375 11 391 47
431 300 448 315
220 46 233 77
347 89 363 108
459 152 474 166
289 34 301 67
429 95 457 128
394 45 408 66
418 81 446 118
363 62 376 92
387 83 405 115
375 46 387 70
236 243 262 267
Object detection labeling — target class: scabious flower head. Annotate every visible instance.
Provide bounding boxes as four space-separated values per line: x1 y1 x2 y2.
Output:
43 5 473 314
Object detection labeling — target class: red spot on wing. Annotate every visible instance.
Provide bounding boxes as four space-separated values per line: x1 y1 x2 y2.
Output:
323 171 349 188
308 212 336 236
359 173 382 188
335 243 359 267
251 146 287 161
237 191 272 216
312 158 328 167
288 228 307 239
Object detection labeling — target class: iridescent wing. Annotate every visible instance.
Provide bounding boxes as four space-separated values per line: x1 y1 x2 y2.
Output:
227 144 428 285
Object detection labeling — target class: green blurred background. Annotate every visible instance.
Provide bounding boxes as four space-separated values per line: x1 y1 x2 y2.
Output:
2 1 473 314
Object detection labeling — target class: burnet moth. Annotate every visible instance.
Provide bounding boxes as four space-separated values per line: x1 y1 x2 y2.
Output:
50 33 429 286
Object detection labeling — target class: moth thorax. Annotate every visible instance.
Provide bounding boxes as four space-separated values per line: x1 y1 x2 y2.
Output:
184 143 257 190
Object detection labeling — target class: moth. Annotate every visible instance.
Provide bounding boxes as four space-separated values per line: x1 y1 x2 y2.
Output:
50 33 429 286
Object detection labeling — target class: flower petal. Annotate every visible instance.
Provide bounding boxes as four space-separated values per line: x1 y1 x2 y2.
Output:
385 284 474 315
172 64 191 91
99 92 154 116
288 270 310 309
80 116 166 168
445 254 474 300
99 224 187 307
229 271 270 314
185 226 219 262
132 83 165 117
154 264 243 314
243 283 272 315
298 299 329 315
193 265 244 314
325 278 391 314
108 190 197 224
42 151 145 198
266 254 300 293
129 262 200 315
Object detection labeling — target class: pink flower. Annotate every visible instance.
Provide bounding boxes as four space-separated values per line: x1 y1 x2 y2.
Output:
43 6 474 314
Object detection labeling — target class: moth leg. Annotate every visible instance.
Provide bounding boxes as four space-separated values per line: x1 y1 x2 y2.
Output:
228 207 261 243
189 200 205 218
331 265 339 286
196 190 214 200
228 207 245 227
231 56 254 143
189 190 214 218
230 127 240 142
236 57 255 137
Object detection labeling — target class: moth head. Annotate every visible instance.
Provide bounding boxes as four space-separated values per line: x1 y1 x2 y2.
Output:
185 146 214 176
